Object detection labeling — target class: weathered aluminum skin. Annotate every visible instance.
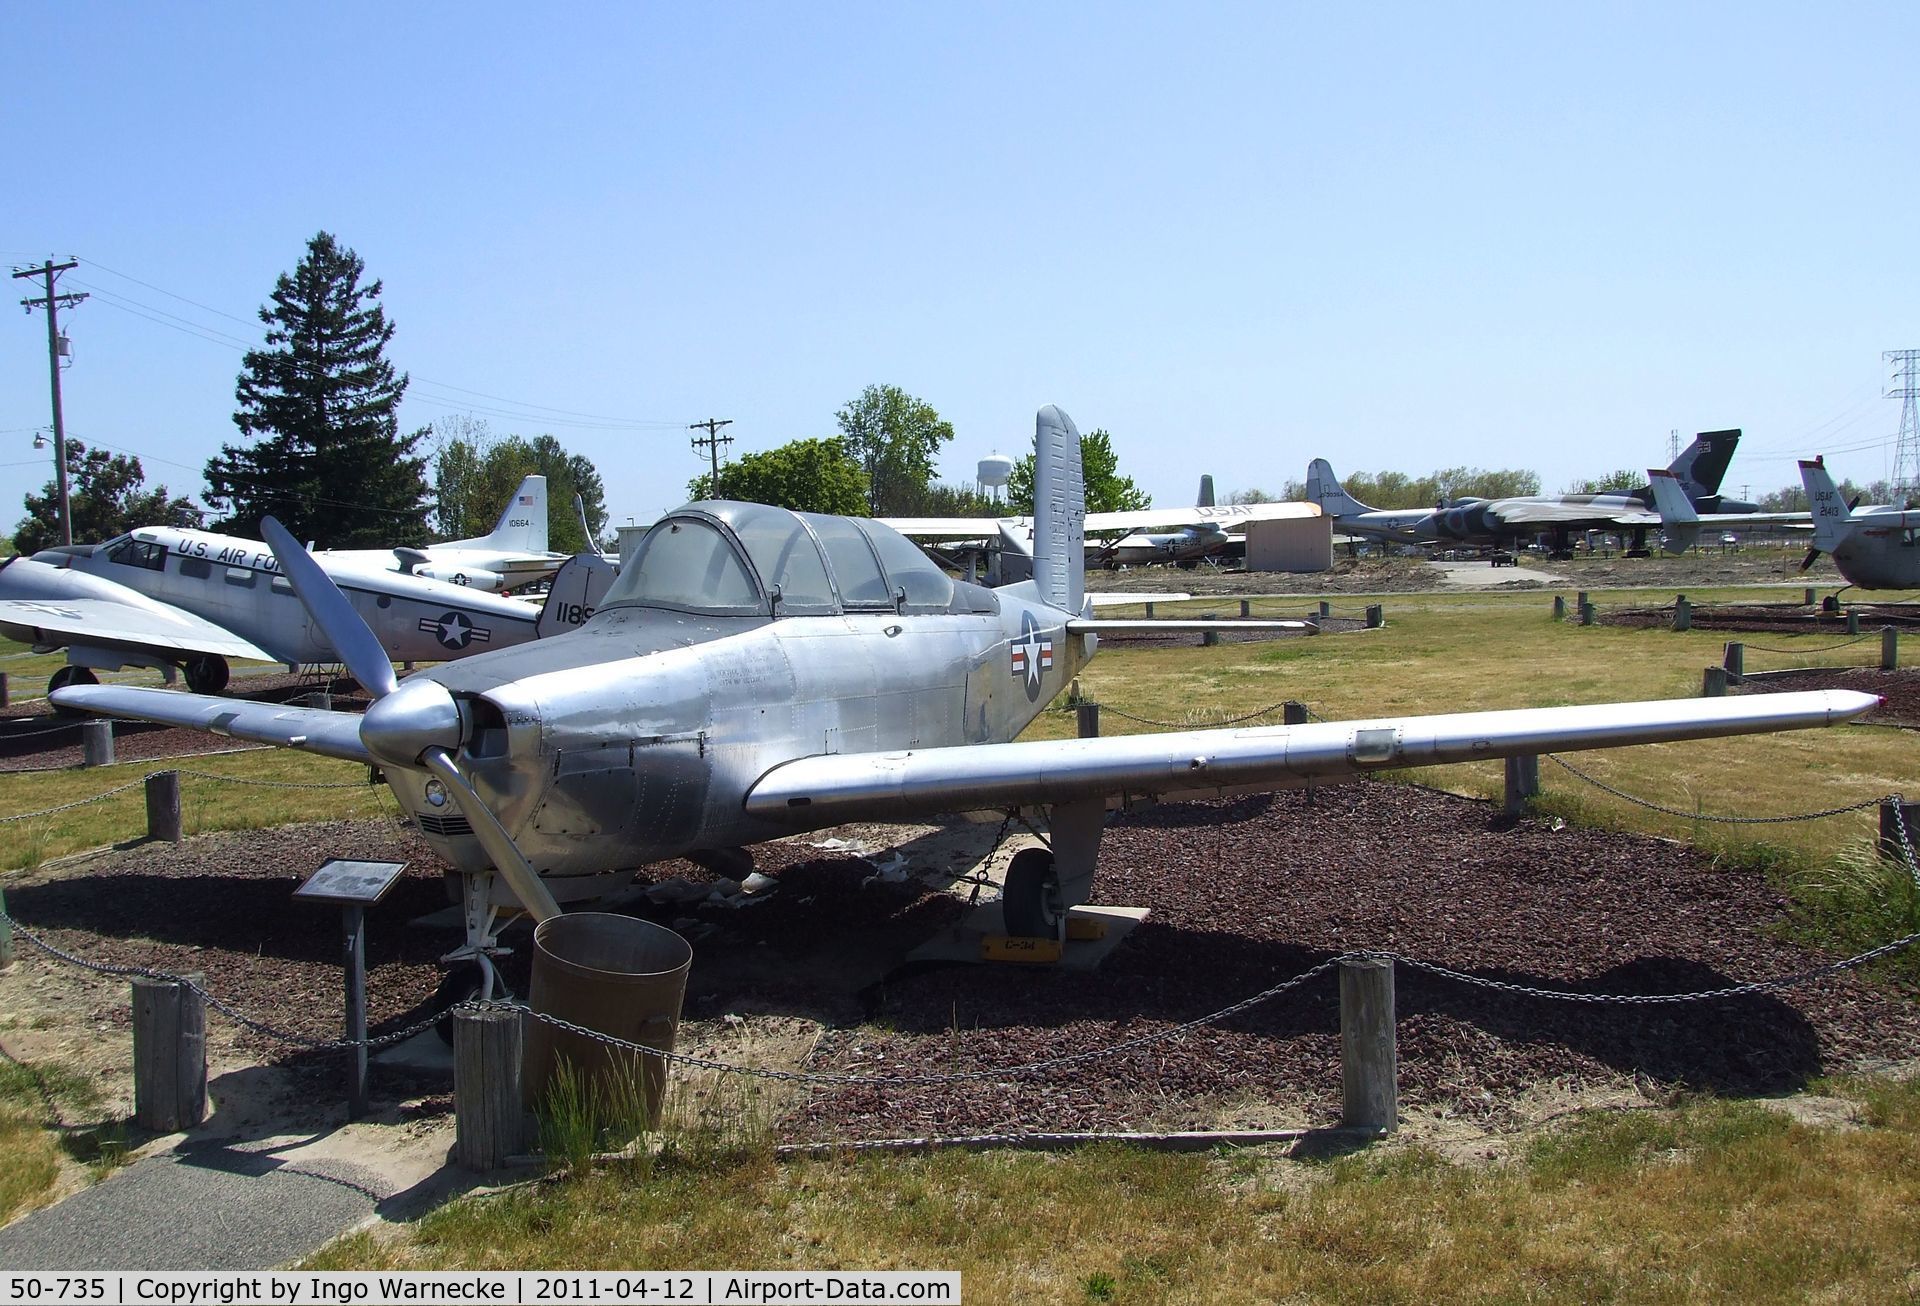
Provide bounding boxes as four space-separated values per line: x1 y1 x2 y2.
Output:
385 581 1092 881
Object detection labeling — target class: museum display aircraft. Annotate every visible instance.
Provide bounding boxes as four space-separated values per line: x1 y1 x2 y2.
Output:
1795 457 1920 589
319 473 569 593
0 521 609 695
52 407 1876 1008
1308 430 1754 558
886 497 1318 572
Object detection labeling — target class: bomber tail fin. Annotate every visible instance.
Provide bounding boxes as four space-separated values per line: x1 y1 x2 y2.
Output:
1030 405 1086 615
1304 459 1378 518
1671 429 1741 498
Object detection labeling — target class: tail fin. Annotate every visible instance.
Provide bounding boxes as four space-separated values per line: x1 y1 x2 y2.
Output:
535 551 618 639
1645 468 1700 553
1030 405 1085 615
1196 474 1216 508
466 474 549 554
1671 429 1740 498
1799 457 1850 552
1304 458 1377 517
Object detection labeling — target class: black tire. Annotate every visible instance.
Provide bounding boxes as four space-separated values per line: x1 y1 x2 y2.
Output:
47 665 98 714
1002 847 1063 939
183 655 229 695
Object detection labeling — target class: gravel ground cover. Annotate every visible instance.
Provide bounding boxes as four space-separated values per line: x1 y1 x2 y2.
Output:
5 780 1914 1143
1731 666 1920 729
1600 602 1920 635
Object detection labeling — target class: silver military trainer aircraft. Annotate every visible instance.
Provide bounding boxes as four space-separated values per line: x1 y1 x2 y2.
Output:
53 407 1877 1008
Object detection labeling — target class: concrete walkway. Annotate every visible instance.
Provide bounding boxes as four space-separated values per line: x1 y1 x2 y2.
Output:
1426 560 1569 587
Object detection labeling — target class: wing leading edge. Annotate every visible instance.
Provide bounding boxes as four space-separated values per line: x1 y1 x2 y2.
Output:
745 691 1878 821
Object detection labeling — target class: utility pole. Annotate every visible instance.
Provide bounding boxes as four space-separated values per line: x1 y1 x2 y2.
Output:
15 258 87 546
1887 349 1920 504
689 418 733 498
1668 429 1680 463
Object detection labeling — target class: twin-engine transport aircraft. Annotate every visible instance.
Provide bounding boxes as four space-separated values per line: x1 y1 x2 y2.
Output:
319 473 569 593
0 523 560 695
1798 457 1920 589
53 407 1876 1007
1308 430 1754 558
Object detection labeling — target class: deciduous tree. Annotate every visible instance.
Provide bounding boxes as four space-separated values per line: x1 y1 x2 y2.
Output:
1006 428 1151 515
14 442 201 552
835 385 954 515
687 437 869 515
434 422 608 553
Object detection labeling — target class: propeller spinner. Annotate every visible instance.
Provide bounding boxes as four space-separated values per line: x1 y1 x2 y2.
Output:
259 517 562 922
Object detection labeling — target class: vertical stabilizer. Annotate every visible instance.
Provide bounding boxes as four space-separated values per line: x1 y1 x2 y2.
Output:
468 474 549 554
1671 430 1740 498
1645 468 1700 553
1304 459 1377 518
1197 474 1216 508
1031 405 1085 615
1799 458 1850 553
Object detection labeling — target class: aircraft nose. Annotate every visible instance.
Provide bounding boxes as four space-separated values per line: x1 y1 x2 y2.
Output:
360 676 466 768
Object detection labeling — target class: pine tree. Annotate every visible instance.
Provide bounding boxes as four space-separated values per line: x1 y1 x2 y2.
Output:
206 232 430 547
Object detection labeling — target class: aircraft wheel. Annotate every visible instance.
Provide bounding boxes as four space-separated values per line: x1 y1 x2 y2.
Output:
47 664 98 714
183 655 229 695
1002 847 1063 939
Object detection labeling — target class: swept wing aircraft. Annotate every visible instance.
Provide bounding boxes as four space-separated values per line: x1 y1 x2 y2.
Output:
0 522 601 695
53 407 1875 1008
320 474 568 593
1308 430 1754 558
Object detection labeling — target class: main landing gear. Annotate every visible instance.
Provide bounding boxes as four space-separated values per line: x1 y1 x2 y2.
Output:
46 665 98 714
997 799 1107 940
183 655 230 695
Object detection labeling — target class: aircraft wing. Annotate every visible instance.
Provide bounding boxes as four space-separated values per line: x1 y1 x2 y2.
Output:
1084 503 1320 534
882 517 1014 539
744 691 1876 822
49 684 371 763
0 598 278 664
1487 501 1661 528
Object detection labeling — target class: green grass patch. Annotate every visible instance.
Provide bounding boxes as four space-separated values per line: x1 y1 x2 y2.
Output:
0 1056 128 1224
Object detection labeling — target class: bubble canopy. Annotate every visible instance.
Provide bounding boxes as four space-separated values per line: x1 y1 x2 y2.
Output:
601 502 956 617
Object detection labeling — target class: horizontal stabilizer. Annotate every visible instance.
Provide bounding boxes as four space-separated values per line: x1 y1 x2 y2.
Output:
745 690 1877 822
1067 619 1314 634
50 684 371 763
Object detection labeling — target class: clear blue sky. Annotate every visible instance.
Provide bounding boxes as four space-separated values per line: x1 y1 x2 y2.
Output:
6 3 1917 535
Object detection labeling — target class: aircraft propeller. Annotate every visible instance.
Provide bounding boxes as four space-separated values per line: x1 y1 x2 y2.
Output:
1800 493 1862 573
259 517 562 922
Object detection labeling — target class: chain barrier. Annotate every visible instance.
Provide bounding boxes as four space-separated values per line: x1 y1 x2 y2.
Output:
168 767 369 791
0 778 149 824
0 719 83 739
1736 633 1880 656
1092 702 1299 729
1544 755 1891 825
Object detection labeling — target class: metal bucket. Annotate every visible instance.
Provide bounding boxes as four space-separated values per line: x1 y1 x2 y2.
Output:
522 913 692 1126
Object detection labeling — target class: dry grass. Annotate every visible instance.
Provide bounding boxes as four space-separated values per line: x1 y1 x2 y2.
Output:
307 1081 1920 1301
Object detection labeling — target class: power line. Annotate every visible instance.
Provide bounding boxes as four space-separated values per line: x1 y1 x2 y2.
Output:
689 417 734 497
1887 348 1920 501
13 258 87 545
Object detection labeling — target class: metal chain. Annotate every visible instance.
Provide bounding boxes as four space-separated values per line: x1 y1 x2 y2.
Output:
1737 633 1879 655
1545 755 1890 824
0 778 149 824
0 719 84 739
1095 702 1297 729
168 767 369 790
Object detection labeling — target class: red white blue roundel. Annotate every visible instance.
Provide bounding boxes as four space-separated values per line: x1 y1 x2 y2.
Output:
1011 610 1055 701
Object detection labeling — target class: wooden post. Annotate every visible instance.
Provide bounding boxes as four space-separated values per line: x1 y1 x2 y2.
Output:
454 1006 526 1172
1882 627 1898 671
1503 754 1539 816
145 770 182 842
1238 599 1251 618
1201 612 1220 647
1576 590 1589 611
1552 595 1566 620
81 719 114 767
1282 701 1309 726
1365 604 1384 629
133 976 206 1133
0 886 13 969
1339 956 1397 1133
1847 610 1861 635
1723 642 1745 680
1804 586 1817 606
1318 600 1332 619
1076 703 1101 738
1578 602 1595 626
344 904 369 1119
0 671 9 709
1702 666 1728 697
1672 596 1691 632
1877 798 1920 864
1144 602 1155 619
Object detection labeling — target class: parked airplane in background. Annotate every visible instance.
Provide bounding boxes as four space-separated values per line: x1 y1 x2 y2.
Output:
1308 430 1752 558
1798 457 1920 589
54 407 1876 1012
320 474 568 593
0 522 608 695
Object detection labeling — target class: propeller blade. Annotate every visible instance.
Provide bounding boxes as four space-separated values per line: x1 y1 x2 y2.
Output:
574 493 594 552
421 746 561 922
1800 547 1821 572
260 516 400 700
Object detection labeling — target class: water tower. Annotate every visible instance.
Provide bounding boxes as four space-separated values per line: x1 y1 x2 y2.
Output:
977 453 1015 502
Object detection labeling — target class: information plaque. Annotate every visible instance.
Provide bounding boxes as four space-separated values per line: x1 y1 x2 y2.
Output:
293 858 407 906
